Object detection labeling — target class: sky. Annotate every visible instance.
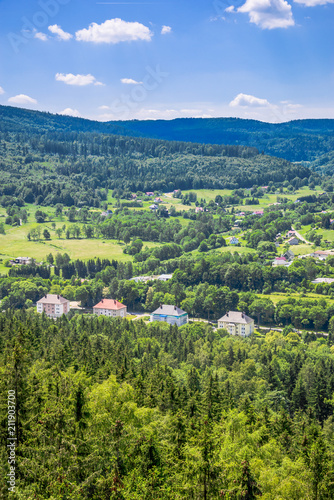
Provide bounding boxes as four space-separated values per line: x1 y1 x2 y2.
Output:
0 0 333 123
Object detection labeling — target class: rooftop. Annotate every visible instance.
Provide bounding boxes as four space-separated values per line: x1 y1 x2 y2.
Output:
218 311 253 324
151 304 187 317
37 294 69 304
93 299 126 310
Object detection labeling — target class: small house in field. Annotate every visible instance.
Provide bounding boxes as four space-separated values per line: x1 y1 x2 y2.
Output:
218 311 254 337
284 250 295 260
149 204 159 211
229 237 239 245
288 237 299 245
93 299 127 318
37 294 70 318
310 250 334 261
146 192 154 196
150 304 188 326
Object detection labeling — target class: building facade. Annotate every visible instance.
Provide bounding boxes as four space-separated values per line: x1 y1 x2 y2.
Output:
218 311 254 337
150 304 188 326
36 294 70 318
93 299 127 318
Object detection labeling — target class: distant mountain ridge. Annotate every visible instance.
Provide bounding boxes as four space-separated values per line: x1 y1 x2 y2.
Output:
0 105 334 162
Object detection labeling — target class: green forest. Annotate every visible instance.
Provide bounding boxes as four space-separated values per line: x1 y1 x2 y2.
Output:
1 310 334 499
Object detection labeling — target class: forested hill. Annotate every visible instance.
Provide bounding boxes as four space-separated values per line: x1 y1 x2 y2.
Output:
1 105 334 162
106 117 334 162
0 105 311 199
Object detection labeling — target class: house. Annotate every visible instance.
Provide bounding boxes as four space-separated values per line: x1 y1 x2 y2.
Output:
287 230 295 237
253 210 264 216
272 257 288 267
150 304 188 326
284 250 295 260
13 257 31 265
229 237 239 245
37 294 70 318
146 192 154 196
154 197 163 203
311 278 334 284
287 237 299 245
218 311 254 337
149 204 159 211
93 299 127 318
195 207 204 213
310 250 334 260
157 274 173 281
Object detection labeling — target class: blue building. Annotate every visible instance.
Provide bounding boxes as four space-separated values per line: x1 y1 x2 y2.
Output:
150 304 188 326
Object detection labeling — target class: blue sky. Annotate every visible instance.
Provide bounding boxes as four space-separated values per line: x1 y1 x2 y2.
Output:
0 0 333 122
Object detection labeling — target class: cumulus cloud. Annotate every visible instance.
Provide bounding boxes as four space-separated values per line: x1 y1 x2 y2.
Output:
34 31 48 41
75 18 153 44
237 0 295 29
59 108 81 117
294 0 334 5
121 78 143 85
8 94 37 105
98 105 110 110
161 25 172 34
0 86 5 95
230 93 271 107
48 24 73 41
225 6 236 12
55 73 104 86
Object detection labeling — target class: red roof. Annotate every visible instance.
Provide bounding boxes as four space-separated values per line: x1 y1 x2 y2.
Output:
93 299 126 310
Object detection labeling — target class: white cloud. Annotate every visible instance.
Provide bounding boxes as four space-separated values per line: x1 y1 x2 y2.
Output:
230 93 271 107
237 0 295 29
8 94 37 105
98 105 110 110
225 6 236 12
161 25 172 35
59 108 81 117
34 31 48 41
294 0 334 5
0 86 5 95
48 24 73 41
121 78 143 85
55 73 104 86
75 18 153 44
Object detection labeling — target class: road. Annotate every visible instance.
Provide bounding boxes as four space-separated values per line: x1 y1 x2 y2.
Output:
291 227 311 244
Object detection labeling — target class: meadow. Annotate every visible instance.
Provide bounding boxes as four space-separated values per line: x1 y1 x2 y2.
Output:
0 185 325 270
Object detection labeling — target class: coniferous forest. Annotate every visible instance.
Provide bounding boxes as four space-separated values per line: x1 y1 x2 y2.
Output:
1 310 334 499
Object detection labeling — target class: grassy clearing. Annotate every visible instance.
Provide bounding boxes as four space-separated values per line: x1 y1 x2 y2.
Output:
298 224 334 244
0 218 161 262
288 243 313 256
256 292 334 305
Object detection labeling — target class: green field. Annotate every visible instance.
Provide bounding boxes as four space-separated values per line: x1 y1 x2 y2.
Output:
298 224 334 244
0 219 160 263
256 292 334 305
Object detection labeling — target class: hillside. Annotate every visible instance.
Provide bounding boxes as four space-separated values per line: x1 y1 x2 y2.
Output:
1 105 334 162
0 107 311 204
